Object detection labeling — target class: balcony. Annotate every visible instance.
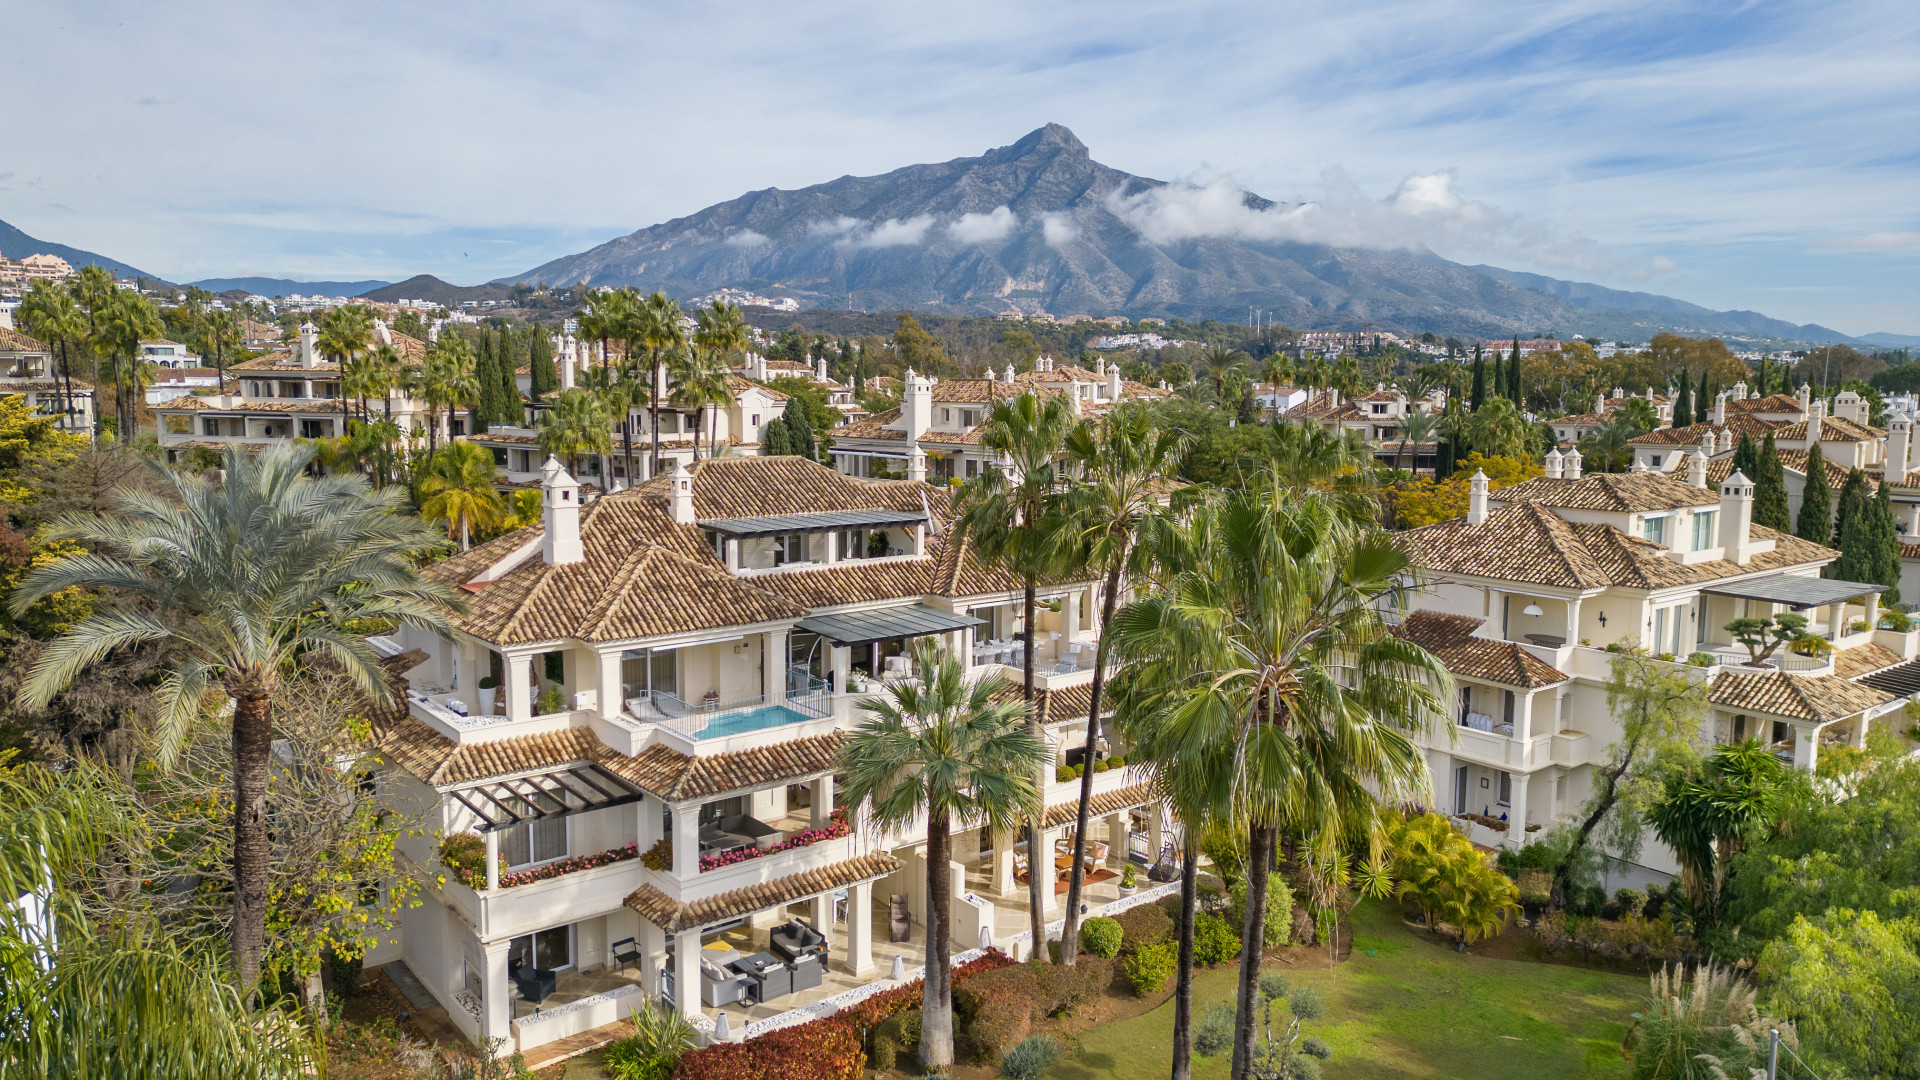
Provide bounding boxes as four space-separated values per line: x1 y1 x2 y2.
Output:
620 680 833 751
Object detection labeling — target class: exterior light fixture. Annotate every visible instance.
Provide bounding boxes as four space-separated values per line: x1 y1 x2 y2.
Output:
1523 603 1544 617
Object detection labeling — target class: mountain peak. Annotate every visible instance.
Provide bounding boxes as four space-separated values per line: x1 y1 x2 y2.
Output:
1004 122 1087 159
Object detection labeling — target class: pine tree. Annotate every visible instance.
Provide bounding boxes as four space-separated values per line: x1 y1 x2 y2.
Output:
782 397 816 461
1796 441 1832 543
1469 345 1487 412
1873 480 1903 605
1753 433 1792 532
1673 369 1693 428
528 327 556 402
1508 339 1524 410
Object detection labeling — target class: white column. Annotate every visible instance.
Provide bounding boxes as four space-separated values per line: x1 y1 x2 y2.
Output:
811 892 835 936
1827 601 1845 638
993 828 1015 898
1147 808 1165 864
831 644 851 695
1063 588 1081 642
1507 773 1530 845
1792 723 1821 772
724 538 740 571
672 929 702 1018
1908 501 1920 540
763 629 789 702
482 938 512 1043
671 805 700 878
599 649 622 717
1515 691 1534 744
825 531 839 565
1866 591 1881 633
1105 812 1129 868
845 880 875 976
484 830 500 892
1853 714 1871 749
640 920 666 1002
639 796 662 849
810 775 834 829
1565 597 1582 644
1039 826 1064 917
504 654 532 723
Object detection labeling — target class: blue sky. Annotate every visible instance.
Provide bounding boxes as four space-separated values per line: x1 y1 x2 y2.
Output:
3 0 1914 333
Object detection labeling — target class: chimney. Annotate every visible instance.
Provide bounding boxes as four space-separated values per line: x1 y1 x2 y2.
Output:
1612 386 1624 403
559 334 576 390
1563 446 1583 480
983 365 996 384
1467 470 1490 525
1107 360 1122 401
373 318 393 347
540 456 584 565
902 369 932 440
299 322 318 368
667 461 696 525
1631 457 1650 473
908 446 927 484
1709 391 1727 426
0 307 10 331
817 353 829 382
1807 398 1823 445
1890 411 1912 481
1798 382 1812 413
1688 448 1709 488
1005 362 1016 382
1732 380 1748 401
1719 469 1756 564
1543 448 1564 479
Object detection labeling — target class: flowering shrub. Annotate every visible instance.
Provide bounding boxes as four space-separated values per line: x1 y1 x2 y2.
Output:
497 842 639 889
439 833 506 890
697 815 851 873
641 838 673 871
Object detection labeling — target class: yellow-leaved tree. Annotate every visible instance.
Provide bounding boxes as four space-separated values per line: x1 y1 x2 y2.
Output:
1392 452 1542 528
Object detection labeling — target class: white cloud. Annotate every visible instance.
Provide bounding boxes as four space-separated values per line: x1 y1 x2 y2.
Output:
842 215 935 249
1104 170 1662 278
946 205 1016 244
807 217 862 238
1846 232 1920 252
1041 212 1077 247
724 229 770 247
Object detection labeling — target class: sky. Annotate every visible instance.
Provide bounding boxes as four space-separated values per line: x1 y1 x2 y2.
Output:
3 0 1915 334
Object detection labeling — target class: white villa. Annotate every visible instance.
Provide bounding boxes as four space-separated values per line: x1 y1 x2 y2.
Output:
366 455 1165 1061
0 326 94 434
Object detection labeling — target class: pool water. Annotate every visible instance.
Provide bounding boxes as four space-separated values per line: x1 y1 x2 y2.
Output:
696 704 812 740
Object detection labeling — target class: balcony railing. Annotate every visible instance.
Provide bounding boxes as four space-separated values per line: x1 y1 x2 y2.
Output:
625 677 831 742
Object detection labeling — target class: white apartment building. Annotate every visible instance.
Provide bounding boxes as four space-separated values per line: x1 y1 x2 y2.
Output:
0 326 95 434
1399 450 1918 877
1284 386 1446 470
140 339 202 369
369 456 1162 1060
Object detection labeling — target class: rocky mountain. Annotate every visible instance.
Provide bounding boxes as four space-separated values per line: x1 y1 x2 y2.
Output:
0 216 157 281
500 125 1861 344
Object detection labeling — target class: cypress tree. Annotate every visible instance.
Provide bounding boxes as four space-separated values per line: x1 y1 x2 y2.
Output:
1873 480 1903 605
782 396 816 461
1508 338 1524 410
1753 433 1792 532
1830 469 1873 583
763 415 792 456
1796 441 1832 543
1831 468 1867 549
471 331 497 433
496 326 521 426
1469 345 1487 412
529 327 556 402
1699 374 1717 421
1732 434 1758 479
1673 369 1693 428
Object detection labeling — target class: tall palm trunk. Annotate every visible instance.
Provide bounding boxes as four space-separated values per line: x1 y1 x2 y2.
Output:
623 412 636 486
1022 577 1049 961
1229 823 1276 1080
649 355 664 477
1061 555 1126 962
1171 829 1199 1080
920 810 956 1069
231 685 274 995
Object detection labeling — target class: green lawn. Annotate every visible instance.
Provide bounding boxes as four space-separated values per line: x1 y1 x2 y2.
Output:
1050 900 1640 1080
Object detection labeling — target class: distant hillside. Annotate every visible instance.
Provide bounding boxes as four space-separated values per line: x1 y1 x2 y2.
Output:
0 216 158 281
191 276 392 297
501 124 1865 345
357 275 517 305
1860 331 1920 348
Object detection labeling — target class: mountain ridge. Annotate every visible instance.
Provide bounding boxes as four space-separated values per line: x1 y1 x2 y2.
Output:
189 276 393 296
500 124 1865 345
0 217 158 281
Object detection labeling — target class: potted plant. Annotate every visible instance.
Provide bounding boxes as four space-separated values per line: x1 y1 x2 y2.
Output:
476 676 499 716
1119 864 1138 895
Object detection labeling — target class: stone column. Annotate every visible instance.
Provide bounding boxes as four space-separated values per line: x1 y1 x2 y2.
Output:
993 828 1016 898
504 654 532 723
763 629 789 703
640 920 666 1003
845 880 875 977
482 937 513 1044
671 805 700 878
484 830 500 892
1865 591 1881 634
1507 772 1530 845
1792 723 1821 772
1039 826 1065 918
672 929 702 1019
810 774 835 829
1515 691 1534 743
1105 812 1129 868
811 892 836 937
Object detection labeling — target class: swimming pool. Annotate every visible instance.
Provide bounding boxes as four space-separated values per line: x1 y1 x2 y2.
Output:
694 704 814 740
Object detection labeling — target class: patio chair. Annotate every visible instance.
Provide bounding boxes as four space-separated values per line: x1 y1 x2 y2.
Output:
788 952 824 993
609 936 643 975
1084 842 1109 870
698 958 750 1008
888 894 912 943
512 967 557 1013
770 917 827 963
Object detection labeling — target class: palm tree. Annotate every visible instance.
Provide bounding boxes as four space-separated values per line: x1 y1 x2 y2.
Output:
317 306 373 436
575 287 629 373
1203 345 1249 403
837 644 1045 1071
694 299 751 365
420 441 506 550
420 334 478 458
635 291 687 477
92 289 162 443
10 441 460 993
340 351 378 423
670 345 737 459
17 280 88 438
536 387 614 478
203 308 238 395
1400 409 1440 476
1055 404 1188 965
957 391 1078 957
1108 484 1449 1080
1463 396 1532 461
366 341 405 421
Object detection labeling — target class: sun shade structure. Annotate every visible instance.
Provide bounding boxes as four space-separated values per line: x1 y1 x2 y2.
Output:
796 604 985 646
447 761 645 832
1861 660 1920 698
1699 573 1885 610
697 508 928 538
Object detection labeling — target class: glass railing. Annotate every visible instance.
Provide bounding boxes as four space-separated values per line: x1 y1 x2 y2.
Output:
627 679 831 742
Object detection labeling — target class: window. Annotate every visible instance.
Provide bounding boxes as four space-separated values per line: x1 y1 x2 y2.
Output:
773 533 806 565
202 418 220 436
621 647 678 702
299 419 331 439
543 651 566 684
450 418 465 436
508 926 571 975
1654 607 1669 653
499 813 567 868
1498 771 1512 807
750 414 760 427
1372 403 1388 414
1693 511 1716 551
1643 515 1668 546
490 447 508 467
1650 455 1663 468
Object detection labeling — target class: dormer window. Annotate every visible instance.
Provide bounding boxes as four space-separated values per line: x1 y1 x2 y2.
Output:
1693 511 1716 551
1643 515 1668 546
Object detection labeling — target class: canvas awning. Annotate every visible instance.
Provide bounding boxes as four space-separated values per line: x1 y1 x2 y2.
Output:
796 604 985 647
1700 574 1884 610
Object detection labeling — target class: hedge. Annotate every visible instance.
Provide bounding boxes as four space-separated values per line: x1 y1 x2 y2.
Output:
1113 902 1173 953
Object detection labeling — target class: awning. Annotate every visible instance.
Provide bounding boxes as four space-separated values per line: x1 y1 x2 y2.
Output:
1701 574 1885 610
796 604 985 647
447 761 645 832
697 507 927 538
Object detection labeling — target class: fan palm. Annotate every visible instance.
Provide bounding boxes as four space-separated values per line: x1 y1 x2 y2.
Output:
420 441 506 549
317 305 373 434
956 391 1078 956
340 351 378 422
536 387 614 479
837 644 1044 1071
670 345 737 459
419 334 478 457
10 441 460 993
1107 484 1449 1080
635 291 687 477
1055 404 1188 964
203 308 238 395
693 299 751 364
16 280 89 437
1203 345 1249 403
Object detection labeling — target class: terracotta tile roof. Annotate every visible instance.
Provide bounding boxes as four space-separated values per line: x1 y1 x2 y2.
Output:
1546 413 1609 426
374 719 605 787
930 379 1011 404
1771 416 1883 443
0 328 50 352
1831 641 1904 680
1040 780 1154 829
730 374 788 401
1709 669 1896 721
1494 472 1720 512
624 851 903 932
154 397 348 414
0 380 91 393
1287 396 1363 422
229 351 332 373
1391 611 1569 688
607 732 845 802
833 409 909 442
1629 415 1780 447
1728 393 1804 415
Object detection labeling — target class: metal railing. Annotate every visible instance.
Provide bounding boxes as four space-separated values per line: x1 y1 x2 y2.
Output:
627 679 831 741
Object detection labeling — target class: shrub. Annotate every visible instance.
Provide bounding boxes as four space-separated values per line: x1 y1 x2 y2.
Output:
1227 878 1292 949
536 684 568 716
1032 955 1111 1014
1192 912 1241 966
869 1008 922 1070
1196 874 1228 911
1122 941 1177 996
1093 759 1110 773
477 675 499 691
998 1036 1059 1080
1288 987 1327 1021
438 833 506 890
1614 887 1647 918
1687 651 1715 667
607 998 697 1080
1114 902 1173 953
1192 1001 1236 1057
1300 1036 1333 1059
1055 766 1073 784
640 837 673 871
966 991 1033 1063
1119 863 1137 889
671 1015 863 1080
1079 917 1123 958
